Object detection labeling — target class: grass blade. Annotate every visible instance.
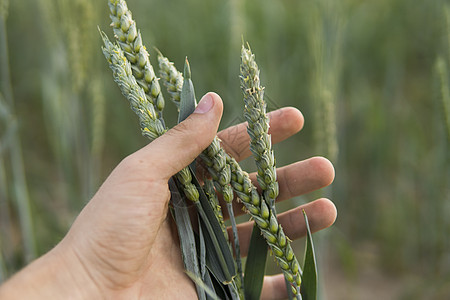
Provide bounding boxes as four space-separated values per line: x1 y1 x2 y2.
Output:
178 58 197 123
198 214 207 281
300 210 317 300
178 57 198 172
204 271 221 300
196 199 236 285
197 219 221 300
186 271 221 300
244 225 267 300
170 179 206 300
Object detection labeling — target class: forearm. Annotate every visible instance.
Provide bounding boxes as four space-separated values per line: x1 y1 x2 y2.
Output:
0 245 101 299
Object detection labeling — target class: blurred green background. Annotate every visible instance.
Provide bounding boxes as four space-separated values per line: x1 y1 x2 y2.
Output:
1 0 449 299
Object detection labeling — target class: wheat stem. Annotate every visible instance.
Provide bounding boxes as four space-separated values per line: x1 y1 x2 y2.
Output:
227 202 243 287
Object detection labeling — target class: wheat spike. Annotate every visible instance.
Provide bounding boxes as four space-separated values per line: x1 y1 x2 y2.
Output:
157 50 183 108
203 180 227 238
101 32 201 206
199 137 234 203
239 43 301 297
240 44 279 210
108 0 165 118
227 155 302 296
101 33 165 140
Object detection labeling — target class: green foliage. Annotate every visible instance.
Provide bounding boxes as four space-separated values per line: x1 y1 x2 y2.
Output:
244 226 267 300
179 58 197 123
170 179 206 300
300 211 317 300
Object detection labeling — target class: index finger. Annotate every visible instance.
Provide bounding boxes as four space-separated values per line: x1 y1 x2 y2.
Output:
217 107 304 162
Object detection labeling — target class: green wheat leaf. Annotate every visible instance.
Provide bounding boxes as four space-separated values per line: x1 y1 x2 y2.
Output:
196 192 237 285
178 57 197 124
186 271 221 300
197 216 221 300
244 225 267 300
170 179 206 300
300 210 317 300
198 214 207 281
186 168 236 286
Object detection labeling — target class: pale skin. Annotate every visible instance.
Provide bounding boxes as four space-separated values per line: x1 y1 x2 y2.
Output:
0 92 337 299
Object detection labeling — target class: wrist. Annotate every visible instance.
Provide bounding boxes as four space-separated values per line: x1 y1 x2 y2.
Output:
0 243 102 299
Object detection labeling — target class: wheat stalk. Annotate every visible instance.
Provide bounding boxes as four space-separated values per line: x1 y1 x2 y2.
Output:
108 0 165 118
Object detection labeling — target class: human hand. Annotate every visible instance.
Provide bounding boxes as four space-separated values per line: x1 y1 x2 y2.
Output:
0 92 336 299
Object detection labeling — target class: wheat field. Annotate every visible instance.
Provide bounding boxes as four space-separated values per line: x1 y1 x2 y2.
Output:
0 0 449 298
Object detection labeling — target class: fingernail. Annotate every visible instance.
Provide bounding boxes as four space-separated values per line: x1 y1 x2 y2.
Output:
194 93 214 114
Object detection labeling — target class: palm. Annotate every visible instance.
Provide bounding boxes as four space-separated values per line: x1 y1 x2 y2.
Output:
133 218 197 298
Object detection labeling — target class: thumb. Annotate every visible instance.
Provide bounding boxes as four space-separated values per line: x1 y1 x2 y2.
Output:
138 92 223 180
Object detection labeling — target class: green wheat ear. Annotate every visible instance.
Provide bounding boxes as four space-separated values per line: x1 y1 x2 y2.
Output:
227 155 302 297
239 43 302 298
157 49 183 108
240 44 279 211
203 180 227 238
108 0 165 118
100 32 165 141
